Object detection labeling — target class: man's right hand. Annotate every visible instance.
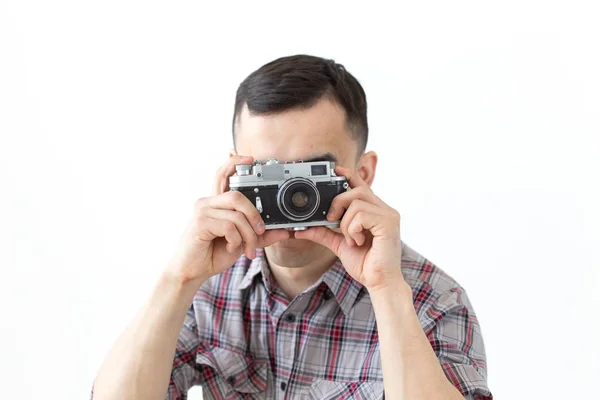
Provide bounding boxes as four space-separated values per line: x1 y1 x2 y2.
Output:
165 155 290 284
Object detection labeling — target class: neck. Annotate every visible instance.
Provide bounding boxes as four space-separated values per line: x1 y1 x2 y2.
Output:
264 241 337 300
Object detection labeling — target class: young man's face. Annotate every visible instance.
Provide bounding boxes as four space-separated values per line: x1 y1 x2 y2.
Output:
234 97 361 262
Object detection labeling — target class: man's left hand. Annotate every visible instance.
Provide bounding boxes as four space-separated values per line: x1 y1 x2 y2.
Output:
294 166 405 292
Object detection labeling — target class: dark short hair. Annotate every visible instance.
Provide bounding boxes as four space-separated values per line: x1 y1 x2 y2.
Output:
232 54 368 156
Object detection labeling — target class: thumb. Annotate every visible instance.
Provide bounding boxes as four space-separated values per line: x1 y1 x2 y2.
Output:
294 227 344 256
257 229 291 248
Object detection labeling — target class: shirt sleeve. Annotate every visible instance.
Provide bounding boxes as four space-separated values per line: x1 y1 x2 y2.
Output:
420 286 493 399
166 302 203 400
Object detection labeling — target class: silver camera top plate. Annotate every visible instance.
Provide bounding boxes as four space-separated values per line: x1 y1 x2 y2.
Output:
229 158 346 188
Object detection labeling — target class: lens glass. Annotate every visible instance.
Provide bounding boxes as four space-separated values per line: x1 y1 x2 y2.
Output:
278 179 320 221
291 191 309 208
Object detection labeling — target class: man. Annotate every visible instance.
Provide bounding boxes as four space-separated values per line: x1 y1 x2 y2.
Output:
92 55 492 399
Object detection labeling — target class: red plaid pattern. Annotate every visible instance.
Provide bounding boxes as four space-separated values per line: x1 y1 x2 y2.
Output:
165 241 492 399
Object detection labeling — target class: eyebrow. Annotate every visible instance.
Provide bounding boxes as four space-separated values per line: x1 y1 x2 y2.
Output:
300 152 338 163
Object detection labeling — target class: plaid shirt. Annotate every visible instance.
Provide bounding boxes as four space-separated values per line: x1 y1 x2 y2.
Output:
90 241 491 399
164 241 492 400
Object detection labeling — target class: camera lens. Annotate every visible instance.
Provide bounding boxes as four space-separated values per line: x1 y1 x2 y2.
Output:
291 191 309 208
277 178 320 221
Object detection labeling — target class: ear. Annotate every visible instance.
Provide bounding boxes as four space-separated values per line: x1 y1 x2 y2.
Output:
355 151 378 186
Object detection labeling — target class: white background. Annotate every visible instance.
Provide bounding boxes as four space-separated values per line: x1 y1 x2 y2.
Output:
1 1 599 399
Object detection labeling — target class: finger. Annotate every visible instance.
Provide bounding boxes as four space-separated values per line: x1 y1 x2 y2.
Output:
257 229 291 248
202 208 258 259
346 207 400 243
344 212 367 247
347 212 383 246
293 226 345 256
335 165 368 189
212 155 254 196
203 191 265 235
221 223 244 254
202 218 243 253
327 186 383 222
339 200 382 245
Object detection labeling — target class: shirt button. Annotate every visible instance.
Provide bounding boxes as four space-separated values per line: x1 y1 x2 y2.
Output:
280 381 287 391
323 291 332 301
284 314 296 323
227 376 235 386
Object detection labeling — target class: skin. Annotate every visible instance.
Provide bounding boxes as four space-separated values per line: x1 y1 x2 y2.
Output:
233 99 378 299
235 98 464 399
92 97 464 400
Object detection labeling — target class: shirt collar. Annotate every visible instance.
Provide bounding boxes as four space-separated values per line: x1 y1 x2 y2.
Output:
320 242 408 313
320 258 364 316
236 248 364 317
236 248 268 291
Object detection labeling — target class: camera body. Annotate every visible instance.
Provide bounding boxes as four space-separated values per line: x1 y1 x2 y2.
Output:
229 158 348 230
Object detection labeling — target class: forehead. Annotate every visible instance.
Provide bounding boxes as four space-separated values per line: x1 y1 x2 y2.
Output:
235 98 356 163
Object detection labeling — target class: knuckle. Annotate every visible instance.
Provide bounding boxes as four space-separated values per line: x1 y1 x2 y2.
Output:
232 209 243 218
346 201 358 214
220 169 231 181
215 167 231 182
194 197 207 211
223 221 236 233
229 190 245 203
194 216 209 231
355 186 369 196
214 169 227 185
191 233 204 244
349 200 361 210
233 210 247 224
219 162 231 174
340 217 350 231
351 214 364 231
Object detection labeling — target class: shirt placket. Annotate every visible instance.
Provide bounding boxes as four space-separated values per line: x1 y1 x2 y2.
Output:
270 290 309 400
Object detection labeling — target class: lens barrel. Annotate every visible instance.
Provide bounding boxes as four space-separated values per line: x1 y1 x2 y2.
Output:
277 178 320 221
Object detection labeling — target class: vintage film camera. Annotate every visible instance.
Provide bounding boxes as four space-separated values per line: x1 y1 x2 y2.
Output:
229 158 349 230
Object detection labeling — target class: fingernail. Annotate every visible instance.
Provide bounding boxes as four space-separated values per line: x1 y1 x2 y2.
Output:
326 208 334 220
256 221 265 233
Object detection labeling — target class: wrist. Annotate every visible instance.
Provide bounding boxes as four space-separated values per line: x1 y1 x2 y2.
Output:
158 269 206 300
368 278 413 307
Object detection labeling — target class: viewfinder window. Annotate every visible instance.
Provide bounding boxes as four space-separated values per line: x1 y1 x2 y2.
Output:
311 165 327 176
